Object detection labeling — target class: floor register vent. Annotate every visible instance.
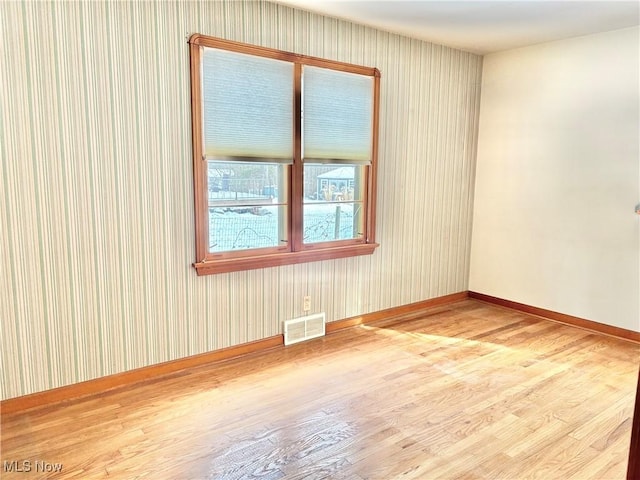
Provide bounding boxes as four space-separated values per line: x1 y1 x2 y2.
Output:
283 313 326 346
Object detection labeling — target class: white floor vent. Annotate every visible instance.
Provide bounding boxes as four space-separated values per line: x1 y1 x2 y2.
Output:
283 313 326 346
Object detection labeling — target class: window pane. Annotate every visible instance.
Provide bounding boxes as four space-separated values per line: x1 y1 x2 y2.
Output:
303 66 373 163
303 164 365 244
303 203 364 243
208 161 288 253
303 164 363 202
202 47 293 160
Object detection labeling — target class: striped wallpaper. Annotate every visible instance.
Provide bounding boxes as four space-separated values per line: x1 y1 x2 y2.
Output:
0 1 482 400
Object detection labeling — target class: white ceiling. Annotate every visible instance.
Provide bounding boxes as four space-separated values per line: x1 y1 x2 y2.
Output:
276 1 640 55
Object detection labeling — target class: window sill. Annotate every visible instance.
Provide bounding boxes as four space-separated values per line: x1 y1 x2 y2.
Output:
193 243 379 275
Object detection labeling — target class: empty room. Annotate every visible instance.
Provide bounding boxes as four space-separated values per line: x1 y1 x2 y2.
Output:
1 0 639 478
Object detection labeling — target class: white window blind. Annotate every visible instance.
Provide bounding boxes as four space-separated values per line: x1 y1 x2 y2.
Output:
201 47 294 162
303 66 374 164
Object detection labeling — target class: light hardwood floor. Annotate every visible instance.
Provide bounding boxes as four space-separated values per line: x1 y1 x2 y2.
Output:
2 300 639 479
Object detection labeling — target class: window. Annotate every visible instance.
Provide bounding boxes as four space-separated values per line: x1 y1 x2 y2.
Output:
189 35 380 275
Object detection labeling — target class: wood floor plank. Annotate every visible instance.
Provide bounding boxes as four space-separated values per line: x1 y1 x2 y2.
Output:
1 300 638 479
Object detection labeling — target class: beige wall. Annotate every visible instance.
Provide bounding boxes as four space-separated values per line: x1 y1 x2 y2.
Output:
470 27 640 331
0 1 482 400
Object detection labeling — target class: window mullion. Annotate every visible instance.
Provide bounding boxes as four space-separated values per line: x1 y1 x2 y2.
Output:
291 62 303 252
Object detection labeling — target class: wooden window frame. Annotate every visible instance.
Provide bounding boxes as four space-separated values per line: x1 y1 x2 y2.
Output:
189 34 380 275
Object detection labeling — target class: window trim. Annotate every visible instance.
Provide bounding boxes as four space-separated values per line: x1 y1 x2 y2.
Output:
189 34 380 275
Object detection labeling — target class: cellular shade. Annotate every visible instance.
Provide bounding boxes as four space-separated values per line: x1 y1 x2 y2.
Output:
202 47 293 161
303 66 373 163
